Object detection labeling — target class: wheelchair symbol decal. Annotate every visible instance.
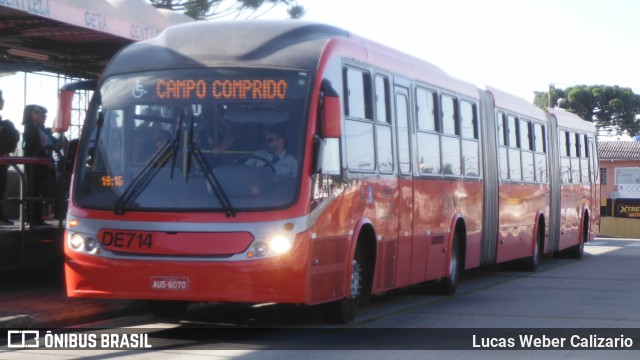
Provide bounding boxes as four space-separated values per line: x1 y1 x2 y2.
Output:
132 80 148 98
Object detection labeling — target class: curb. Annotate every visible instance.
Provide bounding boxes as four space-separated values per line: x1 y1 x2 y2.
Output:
0 315 33 329
0 300 145 329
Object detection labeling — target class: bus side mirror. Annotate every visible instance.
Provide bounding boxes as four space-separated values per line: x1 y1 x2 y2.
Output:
54 90 75 133
321 95 341 138
320 79 341 139
54 80 97 133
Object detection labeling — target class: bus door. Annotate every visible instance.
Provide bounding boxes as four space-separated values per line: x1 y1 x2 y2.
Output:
393 85 416 287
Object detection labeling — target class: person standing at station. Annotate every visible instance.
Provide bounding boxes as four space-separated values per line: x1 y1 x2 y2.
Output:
22 104 58 227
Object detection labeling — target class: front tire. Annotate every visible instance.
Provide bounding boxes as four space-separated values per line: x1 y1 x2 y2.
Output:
322 250 364 324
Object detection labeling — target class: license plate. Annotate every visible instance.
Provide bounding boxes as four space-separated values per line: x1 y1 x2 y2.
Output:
150 276 190 291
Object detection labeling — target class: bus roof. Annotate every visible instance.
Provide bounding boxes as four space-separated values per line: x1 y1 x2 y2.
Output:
102 20 479 100
486 85 547 121
104 20 349 77
548 107 596 133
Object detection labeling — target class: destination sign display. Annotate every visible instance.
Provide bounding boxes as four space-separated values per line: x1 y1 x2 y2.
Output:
156 79 288 100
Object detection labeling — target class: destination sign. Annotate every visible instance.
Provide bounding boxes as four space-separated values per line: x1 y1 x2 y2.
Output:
156 79 287 100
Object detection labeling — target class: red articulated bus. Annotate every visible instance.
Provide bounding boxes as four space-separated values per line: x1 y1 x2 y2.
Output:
64 20 599 323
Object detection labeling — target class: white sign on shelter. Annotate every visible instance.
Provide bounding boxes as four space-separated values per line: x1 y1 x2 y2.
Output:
615 168 640 199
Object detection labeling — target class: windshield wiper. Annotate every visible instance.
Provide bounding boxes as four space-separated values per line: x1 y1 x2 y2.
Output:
169 110 185 179
113 112 185 215
113 139 177 215
86 111 104 167
185 114 236 218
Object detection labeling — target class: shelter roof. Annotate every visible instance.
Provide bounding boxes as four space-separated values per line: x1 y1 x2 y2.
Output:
0 0 192 79
598 141 640 160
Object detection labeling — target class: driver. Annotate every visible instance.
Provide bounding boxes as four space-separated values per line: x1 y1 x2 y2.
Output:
245 127 298 177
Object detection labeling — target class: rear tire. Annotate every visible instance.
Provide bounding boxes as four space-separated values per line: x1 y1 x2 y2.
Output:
566 241 584 259
523 227 543 272
556 218 587 259
568 217 588 259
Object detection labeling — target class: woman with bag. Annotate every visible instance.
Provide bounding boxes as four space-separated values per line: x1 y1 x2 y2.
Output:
22 104 58 227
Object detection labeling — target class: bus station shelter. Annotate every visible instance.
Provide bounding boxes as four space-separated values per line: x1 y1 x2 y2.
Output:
0 0 192 271
0 0 193 79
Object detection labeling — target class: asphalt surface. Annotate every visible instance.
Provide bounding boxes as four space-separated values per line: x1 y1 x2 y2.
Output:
0 266 143 328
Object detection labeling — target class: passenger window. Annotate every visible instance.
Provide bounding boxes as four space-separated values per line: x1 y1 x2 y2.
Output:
460 101 477 139
441 95 457 136
344 66 374 172
416 88 437 132
375 75 390 124
497 112 506 146
343 67 372 120
574 133 581 157
345 120 374 171
507 115 518 148
375 75 393 173
559 131 568 156
418 133 441 175
534 123 546 153
396 91 411 175
519 119 532 151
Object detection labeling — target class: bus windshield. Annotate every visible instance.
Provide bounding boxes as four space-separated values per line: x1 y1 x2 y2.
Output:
74 68 310 213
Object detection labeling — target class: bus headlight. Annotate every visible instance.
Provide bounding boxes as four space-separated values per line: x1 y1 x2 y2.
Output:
248 235 294 258
85 237 100 253
267 235 292 255
69 233 100 254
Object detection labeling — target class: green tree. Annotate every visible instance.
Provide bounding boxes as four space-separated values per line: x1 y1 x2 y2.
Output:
534 85 640 136
533 86 565 109
149 0 305 20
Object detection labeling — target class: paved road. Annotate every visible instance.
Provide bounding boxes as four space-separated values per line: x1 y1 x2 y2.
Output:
2 237 640 359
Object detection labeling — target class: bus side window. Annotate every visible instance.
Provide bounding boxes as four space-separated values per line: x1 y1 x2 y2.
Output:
507 114 521 181
343 67 372 120
460 100 479 177
416 87 441 175
534 123 547 183
344 66 375 172
441 95 461 176
497 111 508 181
520 119 534 182
375 75 393 173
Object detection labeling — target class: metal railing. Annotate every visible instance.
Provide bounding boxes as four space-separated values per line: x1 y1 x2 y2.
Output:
0 156 63 231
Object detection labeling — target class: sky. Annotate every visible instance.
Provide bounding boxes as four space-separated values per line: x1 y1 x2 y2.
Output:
297 0 640 100
0 0 638 133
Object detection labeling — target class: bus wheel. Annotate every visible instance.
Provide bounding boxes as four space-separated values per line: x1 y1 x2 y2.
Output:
433 233 460 295
566 241 584 259
523 227 543 272
148 300 189 319
567 218 588 259
322 250 363 324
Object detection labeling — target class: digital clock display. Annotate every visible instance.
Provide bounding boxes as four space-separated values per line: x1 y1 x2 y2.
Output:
99 175 124 187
